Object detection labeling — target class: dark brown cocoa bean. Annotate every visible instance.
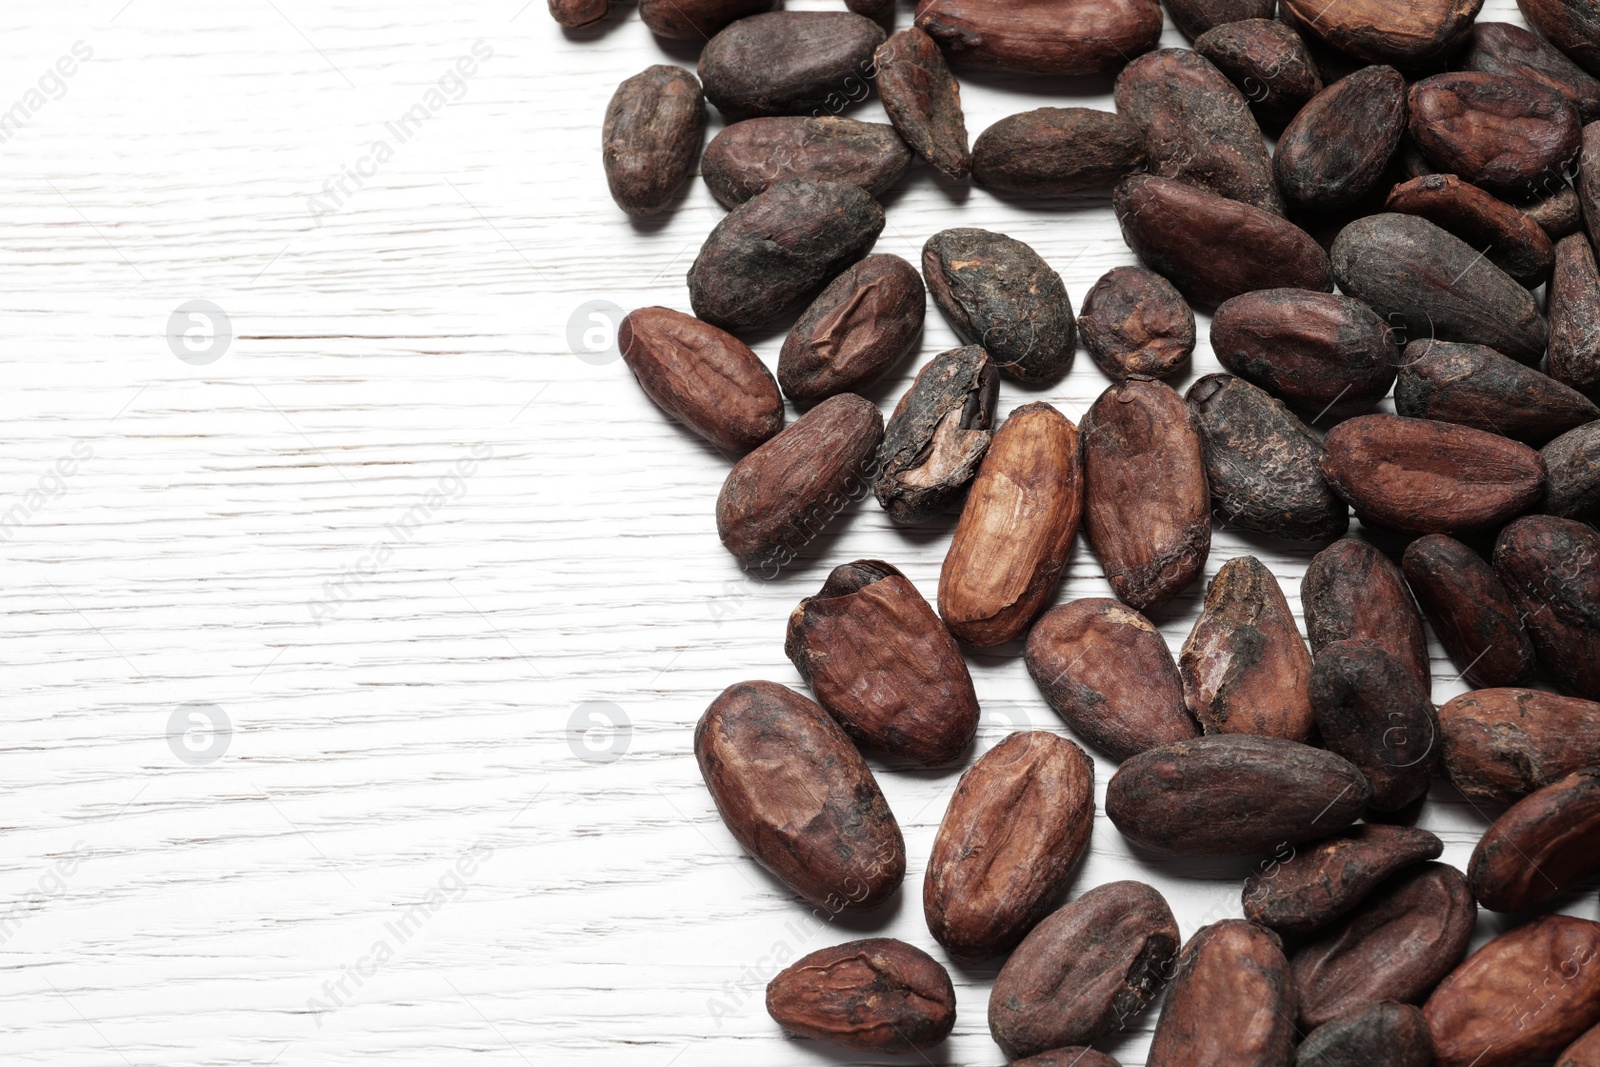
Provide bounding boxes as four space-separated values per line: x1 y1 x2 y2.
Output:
1107 735 1370 856
1304 537 1433 693
1518 0 1600 79
971 108 1145 197
689 179 884 333
1012 1050 1122 1067
874 28 970 182
786 560 977 765
1543 421 1600 518
1583 123 1600 248
1470 767 1600 911
1186 373 1350 542
619 306 783 453
701 117 910 208
1424 914 1600 1067
1409 72 1581 196
874 345 997 524
766 938 955 1053
1243 824 1444 933
716 393 883 569
1114 49 1283 215
1402 534 1536 688
922 228 1075 384
695 681 905 909
1078 266 1194 381
1310 639 1441 811
939 402 1081 646
1319 414 1546 534
1495 514 1600 699
1280 0 1481 68
924 731 1094 960
1395 339 1600 444
846 0 894 17
1025 598 1200 760
698 12 886 118
1550 232 1600 395
602 66 707 217
990 881 1179 1056
1209 289 1397 412
1167 0 1275 38
549 0 612 30
1275 64 1407 211
778 254 924 404
1331 213 1548 364
1439 687 1600 804
1082 377 1211 612
1296 1002 1435 1067
1146 921 1295 1067
1194 19 1323 129
639 0 772 39
1520 182 1584 239
1386 174 1556 287
1114 175 1333 307
914 0 1164 75
1561 1022 1600 1066
1181 556 1316 741
1462 22 1600 123
1293 862 1477 1029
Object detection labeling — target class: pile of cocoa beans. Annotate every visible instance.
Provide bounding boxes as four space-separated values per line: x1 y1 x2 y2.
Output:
572 0 1600 1061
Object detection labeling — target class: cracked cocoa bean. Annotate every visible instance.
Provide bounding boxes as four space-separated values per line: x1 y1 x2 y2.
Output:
971 108 1144 197
1280 0 1480 68
1549 232 1600 395
1409 72 1581 196
874 345 997 524
1296 1002 1434 1067
1386 174 1555 287
699 12 885 118
1303 537 1432 694
1495 514 1600 699
639 0 772 39
875 28 970 182
602 66 707 217
1275 64 1407 211
1395 339 1599 444
1194 19 1322 129
1543 421 1600 518
1402 534 1536 688
1146 921 1295 1067
913 0 1163 75
1209 289 1397 412
766 938 955 1053
778 254 924 404
1310 639 1440 811
700 117 910 208
1439 687 1600 804
1462 21 1600 122
1079 266 1194 381
1470 767 1600 912
1243 824 1443 933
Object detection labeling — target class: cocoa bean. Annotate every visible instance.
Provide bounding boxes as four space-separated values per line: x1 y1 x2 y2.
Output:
1146 921 1295 1067
1081 377 1211 612
786 560 977 765
1409 72 1581 196
1439 687 1600 804
1521 182 1584 239
938 402 1081 646
1303 537 1432 694
874 345 997 524
1292 862 1477 1029
1275 64 1407 211
1310 639 1441 811
1209 288 1397 412
698 12 885 118
639 0 772 39
924 731 1094 960
1114 175 1333 307
1386 174 1556 287
1561 1023 1600 1066
1079 266 1194 381
716 393 883 570
1296 1002 1435 1067
1180 556 1316 741
1518 0 1600 79
1166 0 1275 39
1395 339 1599 444
1319 414 1546 534
778 254 924 404
1186 373 1350 542
766 938 955 1053
1114 49 1282 215
874 28 970 182
1243 824 1444 933
1025 598 1200 760
971 108 1145 197
619 306 783 453
990 881 1179 1056
922 228 1075 383
689 179 884 333
1582 123 1600 249
913 0 1164 75
1469 767 1600 911
1424 914 1600 1067
1331 213 1547 364
1280 0 1481 68
1402 534 1536 688
1462 21 1600 123
1549 232 1600 395
695 681 905 909
1194 19 1322 129
1106 735 1370 856
1495 514 1600 699
602 66 707 217
700 117 910 207
1543 421 1600 518
549 0 613 30
1012 1050 1122 1067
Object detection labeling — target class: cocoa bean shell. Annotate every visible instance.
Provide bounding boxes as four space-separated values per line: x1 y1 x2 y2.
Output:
874 28 970 182
971 108 1145 198
1209 289 1398 411
913 0 1164 75
1243 823 1444 933
1518 0 1600 79
1079 266 1195 381
924 731 1094 961
1081 377 1211 612
1303 537 1433 694
1409 71 1581 196
1106 735 1371 856
695 681 906 909
1280 0 1482 68
874 345 998 524
716 393 883 570
1542 421 1600 518
1295 1002 1435 1067
639 0 773 39
1146 921 1296 1067
1025 598 1200 761
698 12 886 118
1402 534 1536 688
766 938 955 1053
1319 413 1546 534
1494 514 1600 699
619 306 784 453
989 881 1179 1056
778 254 925 404
1386 174 1556 287
1395 339 1599 444
1550 231 1600 395
1521 181 1584 239
1310 639 1441 811
1469 767 1600 911
1166 0 1275 39
1439 687 1600 804
1462 21 1600 123
1194 19 1323 129
938 402 1082 646
602 66 708 217
1275 64 1407 211
700 117 911 208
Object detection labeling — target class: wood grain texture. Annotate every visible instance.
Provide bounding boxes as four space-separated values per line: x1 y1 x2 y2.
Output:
0 1 1591 1064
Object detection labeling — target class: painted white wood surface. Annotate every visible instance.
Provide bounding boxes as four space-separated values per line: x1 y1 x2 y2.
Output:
0 0 1592 1063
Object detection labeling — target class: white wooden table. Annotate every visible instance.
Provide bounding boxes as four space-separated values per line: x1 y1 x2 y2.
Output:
0 0 1590 1063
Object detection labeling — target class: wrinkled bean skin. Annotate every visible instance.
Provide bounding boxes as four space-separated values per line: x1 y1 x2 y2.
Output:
1167 0 1275 38
875 346 998 525
1146 921 1296 1067
972 109 1145 197
698 12 886 118
1543 422 1600 518
640 0 774 39
701 118 910 208
1079 266 1194 381
1394 339 1599 444
1295 1002 1435 1067
1549 231 1600 396
1194 19 1322 129
1243 824 1444 933
766 938 956 1053
1495 514 1600 700
1303 538 1432 694
1402 534 1536 688
778 254 925 404
875 28 971 182
1309 639 1440 811
1522 182 1584 239
1409 72 1582 195
1386 174 1555 287
1439 687 1600 804
1470 767 1600 912
1209 289 1397 411
603 66 708 217
1518 0 1600 79
1280 0 1483 68
1463 21 1600 122
1275 64 1407 211
914 0 1164 75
